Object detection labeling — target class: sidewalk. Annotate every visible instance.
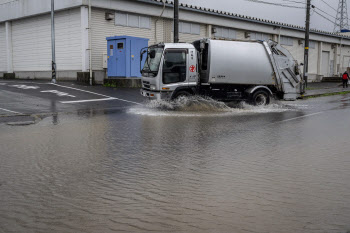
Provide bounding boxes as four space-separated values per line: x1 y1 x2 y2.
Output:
303 82 350 98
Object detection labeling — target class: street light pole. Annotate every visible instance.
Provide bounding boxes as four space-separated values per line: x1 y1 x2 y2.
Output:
51 0 56 84
303 0 311 91
89 0 92 86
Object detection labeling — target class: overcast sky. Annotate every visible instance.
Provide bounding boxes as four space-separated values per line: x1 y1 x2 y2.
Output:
179 0 344 33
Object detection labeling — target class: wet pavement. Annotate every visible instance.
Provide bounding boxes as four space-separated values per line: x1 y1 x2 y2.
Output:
1 80 350 233
305 82 349 97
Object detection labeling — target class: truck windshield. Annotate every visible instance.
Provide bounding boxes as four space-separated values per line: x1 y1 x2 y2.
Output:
142 47 164 77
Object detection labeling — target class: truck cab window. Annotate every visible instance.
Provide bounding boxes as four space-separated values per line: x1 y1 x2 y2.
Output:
163 50 187 84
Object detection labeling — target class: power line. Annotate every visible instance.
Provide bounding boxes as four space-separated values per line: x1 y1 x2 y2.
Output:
314 11 338 25
319 0 337 12
314 7 336 19
245 0 306 9
278 0 305 4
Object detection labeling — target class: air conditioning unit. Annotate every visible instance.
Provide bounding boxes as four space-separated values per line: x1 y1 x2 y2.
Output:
298 39 303 45
211 27 217 34
245 32 251 38
105 12 114 21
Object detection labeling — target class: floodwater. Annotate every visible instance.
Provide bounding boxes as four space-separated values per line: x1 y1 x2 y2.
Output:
1 96 350 233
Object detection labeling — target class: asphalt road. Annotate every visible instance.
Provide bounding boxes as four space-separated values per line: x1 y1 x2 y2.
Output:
1 79 350 233
0 80 143 124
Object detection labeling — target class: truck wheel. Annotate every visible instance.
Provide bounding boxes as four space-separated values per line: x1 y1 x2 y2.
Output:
251 90 270 106
173 90 191 100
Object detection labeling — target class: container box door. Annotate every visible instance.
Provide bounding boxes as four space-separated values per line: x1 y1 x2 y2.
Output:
130 39 143 77
115 40 126 77
107 40 117 77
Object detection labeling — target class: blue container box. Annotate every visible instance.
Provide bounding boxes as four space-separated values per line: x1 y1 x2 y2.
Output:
106 36 149 78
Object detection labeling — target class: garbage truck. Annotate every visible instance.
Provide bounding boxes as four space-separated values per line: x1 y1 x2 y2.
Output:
140 39 303 105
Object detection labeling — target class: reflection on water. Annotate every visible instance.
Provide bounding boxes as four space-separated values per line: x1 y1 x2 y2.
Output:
1 98 350 233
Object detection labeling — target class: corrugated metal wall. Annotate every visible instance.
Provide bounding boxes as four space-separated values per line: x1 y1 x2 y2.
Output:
178 25 207 43
55 9 82 70
11 8 81 72
91 8 159 70
0 23 7 72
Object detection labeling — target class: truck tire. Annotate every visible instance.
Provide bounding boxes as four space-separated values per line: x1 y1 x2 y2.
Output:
172 90 191 100
251 90 270 106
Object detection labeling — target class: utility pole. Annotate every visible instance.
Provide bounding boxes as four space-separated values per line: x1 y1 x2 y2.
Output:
303 0 311 91
174 0 179 43
51 0 56 84
89 0 92 85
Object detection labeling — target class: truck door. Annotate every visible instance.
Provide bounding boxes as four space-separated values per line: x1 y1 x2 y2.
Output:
188 48 197 84
162 49 188 85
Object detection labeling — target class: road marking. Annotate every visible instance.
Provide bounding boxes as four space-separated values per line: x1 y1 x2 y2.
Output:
51 83 112 98
41 90 76 98
11 84 40 89
61 97 117 104
271 111 324 124
0 107 22 114
0 83 7 85
52 83 142 105
61 97 142 105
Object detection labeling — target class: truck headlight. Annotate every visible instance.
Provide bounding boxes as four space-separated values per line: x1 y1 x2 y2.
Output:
150 85 156 90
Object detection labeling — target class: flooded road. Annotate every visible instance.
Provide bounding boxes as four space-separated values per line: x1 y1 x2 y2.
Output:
1 93 350 233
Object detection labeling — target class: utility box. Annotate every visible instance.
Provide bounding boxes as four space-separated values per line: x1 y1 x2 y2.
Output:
106 36 149 78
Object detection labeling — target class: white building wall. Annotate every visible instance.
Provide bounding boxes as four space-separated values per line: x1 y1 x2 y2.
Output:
0 23 6 72
340 46 350 71
236 30 246 40
309 43 318 75
55 8 82 71
11 8 82 72
91 8 163 70
179 25 207 43
0 0 83 23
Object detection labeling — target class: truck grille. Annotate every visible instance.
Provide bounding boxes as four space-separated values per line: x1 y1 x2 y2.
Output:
143 81 150 89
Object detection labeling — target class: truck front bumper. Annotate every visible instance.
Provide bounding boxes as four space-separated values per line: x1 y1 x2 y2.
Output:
140 89 173 101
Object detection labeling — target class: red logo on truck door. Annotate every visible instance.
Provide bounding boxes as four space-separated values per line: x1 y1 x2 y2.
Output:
189 65 196 72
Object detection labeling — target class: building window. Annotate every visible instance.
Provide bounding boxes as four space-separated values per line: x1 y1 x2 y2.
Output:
177 22 200 35
309 41 316 49
214 27 236 39
115 12 151 29
250 32 270 41
281 36 293 46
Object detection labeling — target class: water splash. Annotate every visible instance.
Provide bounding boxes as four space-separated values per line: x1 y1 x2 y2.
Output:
128 96 304 117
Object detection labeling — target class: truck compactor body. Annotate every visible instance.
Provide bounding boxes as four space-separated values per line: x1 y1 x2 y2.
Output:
140 39 303 105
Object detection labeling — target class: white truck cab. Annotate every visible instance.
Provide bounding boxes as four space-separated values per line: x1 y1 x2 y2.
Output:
140 43 198 101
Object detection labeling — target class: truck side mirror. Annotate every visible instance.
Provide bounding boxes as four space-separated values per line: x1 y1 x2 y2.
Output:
140 49 147 74
140 50 147 62
150 50 156 59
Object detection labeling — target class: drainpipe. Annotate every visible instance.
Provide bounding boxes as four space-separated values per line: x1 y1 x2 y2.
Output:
51 0 56 84
339 37 343 74
154 0 165 43
89 0 92 85
278 27 282 43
